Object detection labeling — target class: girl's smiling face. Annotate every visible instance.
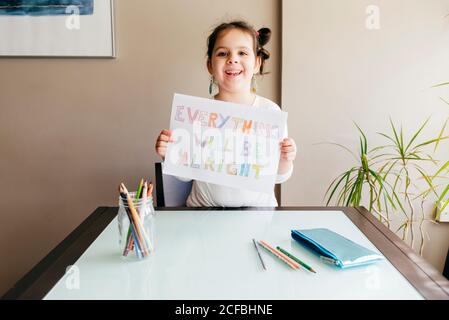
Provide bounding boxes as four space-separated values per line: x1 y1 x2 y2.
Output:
207 29 261 94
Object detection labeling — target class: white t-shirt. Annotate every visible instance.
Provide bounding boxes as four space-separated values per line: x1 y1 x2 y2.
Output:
173 95 293 207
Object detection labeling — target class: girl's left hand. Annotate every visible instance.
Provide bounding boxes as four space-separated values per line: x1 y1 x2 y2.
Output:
280 138 297 161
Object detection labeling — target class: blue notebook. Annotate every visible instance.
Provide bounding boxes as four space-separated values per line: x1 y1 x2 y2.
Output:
291 228 384 269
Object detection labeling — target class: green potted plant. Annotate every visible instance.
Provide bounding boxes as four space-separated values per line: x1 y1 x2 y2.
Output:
324 118 448 255
431 82 449 219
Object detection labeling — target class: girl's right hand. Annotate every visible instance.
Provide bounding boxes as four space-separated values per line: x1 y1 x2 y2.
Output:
155 129 173 160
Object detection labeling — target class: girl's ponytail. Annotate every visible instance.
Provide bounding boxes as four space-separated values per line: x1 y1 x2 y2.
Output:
256 28 271 75
257 27 271 47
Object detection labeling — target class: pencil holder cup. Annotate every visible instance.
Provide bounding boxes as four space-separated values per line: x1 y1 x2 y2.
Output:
118 192 155 261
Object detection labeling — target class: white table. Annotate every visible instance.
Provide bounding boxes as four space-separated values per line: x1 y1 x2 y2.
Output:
43 209 425 300
5 207 448 300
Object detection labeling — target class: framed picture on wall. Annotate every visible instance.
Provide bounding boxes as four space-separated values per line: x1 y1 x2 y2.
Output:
0 0 115 57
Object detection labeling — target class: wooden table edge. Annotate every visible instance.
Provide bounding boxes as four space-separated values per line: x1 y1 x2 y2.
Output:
352 206 449 299
1 207 116 300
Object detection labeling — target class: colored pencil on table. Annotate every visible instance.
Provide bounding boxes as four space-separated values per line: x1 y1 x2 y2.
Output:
252 239 267 270
276 246 316 273
258 240 300 270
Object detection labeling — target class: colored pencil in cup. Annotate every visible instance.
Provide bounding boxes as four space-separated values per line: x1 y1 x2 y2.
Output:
135 178 144 204
141 180 148 216
120 184 145 253
128 179 147 249
124 179 144 255
120 183 149 256
258 240 300 270
147 181 153 199
124 178 155 256
120 188 143 257
124 183 151 255
128 179 143 246
124 183 154 253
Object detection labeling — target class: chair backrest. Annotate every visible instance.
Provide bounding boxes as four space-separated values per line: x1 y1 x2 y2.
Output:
155 162 193 207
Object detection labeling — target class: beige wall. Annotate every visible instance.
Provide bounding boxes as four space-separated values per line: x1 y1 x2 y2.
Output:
0 0 281 296
282 0 449 271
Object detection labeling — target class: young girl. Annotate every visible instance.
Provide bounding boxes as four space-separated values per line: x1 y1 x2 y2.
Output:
155 20 297 207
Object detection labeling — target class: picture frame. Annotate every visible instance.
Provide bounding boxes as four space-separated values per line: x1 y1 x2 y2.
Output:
0 0 115 57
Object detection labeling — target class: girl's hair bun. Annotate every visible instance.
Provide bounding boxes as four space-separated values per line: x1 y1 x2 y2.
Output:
257 27 271 47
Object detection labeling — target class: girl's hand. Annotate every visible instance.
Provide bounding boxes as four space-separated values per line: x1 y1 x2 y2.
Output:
280 138 297 161
155 129 173 160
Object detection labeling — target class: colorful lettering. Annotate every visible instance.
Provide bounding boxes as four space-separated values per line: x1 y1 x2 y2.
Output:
187 107 199 124
209 113 217 128
239 163 250 177
226 164 238 176
175 106 185 122
242 120 252 134
217 114 231 128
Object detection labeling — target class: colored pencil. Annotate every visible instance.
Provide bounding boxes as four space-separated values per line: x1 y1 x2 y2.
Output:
276 246 316 273
135 178 144 204
124 178 156 256
124 183 155 252
141 180 148 216
252 239 267 270
147 181 153 198
124 179 142 255
125 179 144 254
121 183 149 256
120 180 154 258
141 180 154 252
120 185 143 240
258 240 300 270
118 183 135 256
120 188 144 257
123 184 149 251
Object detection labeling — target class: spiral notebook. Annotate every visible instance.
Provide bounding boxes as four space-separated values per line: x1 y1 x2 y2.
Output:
291 228 384 269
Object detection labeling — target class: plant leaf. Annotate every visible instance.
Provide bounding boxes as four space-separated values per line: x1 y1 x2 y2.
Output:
369 169 402 212
434 118 448 152
435 185 449 221
433 160 449 179
325 170 354 206
415 168 439 199
440 97 449 106
431 82 449 88
413 136 449 150
405 117 429 152
354 122 368 154
378 132 398 145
